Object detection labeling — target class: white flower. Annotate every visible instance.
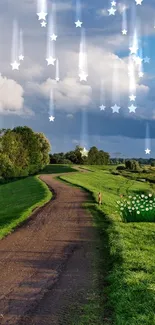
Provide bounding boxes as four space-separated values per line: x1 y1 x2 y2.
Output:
120 203 124 206
127 201 130 205
146 208 149 211
140 205 144 208
145 196 148 199
133 196 136 199
120 207 124 210
137 211 140 214
136 200 140 203
150 207 153 210
128 206 131 209
132 207 135 210
136 207 138 209
129 196 132 199
141 194 144 198
149 194 152 197
132 201 135 204
150 200 153 203
117 201 120 204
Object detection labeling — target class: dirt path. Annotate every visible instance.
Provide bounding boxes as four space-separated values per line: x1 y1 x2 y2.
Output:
0 173 95 325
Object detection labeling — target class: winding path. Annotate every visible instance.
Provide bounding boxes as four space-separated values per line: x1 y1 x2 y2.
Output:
0 172 95 325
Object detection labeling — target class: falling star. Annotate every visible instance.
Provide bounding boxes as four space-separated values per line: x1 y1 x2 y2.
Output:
99 79 106 111
79 71 88 81
79 28 88 81
55 59 60 82
145 123 151 155
122 29 127 35
80 147 88 157
108 7 116 15
49 2 58 41
144 56 150 63
18 29 24 61
37 0 47 20
80 107 89 156
49 115 55 122
49 88 55 122
134 56 143 65
122 6 127 35
11 61 20 70
75 0 83 27
129 94 136 101
112 61 121 111
75 20 83 27
135 0 143 4
11 20 20 70
128 57 136 98
100 105 106 111
111 104 120 113
46 11 56 66
129 29 139 54
50 33 57 41
128 104 137 113
111 1 116 6
41 21 47 27
46 56 56 65
19 55 24 61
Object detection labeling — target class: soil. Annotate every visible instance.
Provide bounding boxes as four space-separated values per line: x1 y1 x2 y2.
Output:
0 173 95 325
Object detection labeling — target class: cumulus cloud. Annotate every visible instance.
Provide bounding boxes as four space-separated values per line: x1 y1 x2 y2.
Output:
25 45 150 116
0 75 33 116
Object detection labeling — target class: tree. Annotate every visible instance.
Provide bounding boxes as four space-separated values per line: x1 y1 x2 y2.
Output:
88 146 99 164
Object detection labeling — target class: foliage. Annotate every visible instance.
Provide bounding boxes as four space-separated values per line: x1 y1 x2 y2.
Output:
125 159 141 171
116 165 126 170
0 127 51 178
116 193 155 222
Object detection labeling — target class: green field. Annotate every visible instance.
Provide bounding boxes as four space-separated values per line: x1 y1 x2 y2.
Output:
59 166 155 325
0 164 76 239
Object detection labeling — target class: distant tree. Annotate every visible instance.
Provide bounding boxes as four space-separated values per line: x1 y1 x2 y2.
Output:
88 146 99 165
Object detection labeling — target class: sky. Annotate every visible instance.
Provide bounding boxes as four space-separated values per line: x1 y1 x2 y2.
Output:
1 0 155 157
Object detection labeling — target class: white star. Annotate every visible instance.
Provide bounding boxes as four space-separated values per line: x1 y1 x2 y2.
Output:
37 11 47 20
19 54 24 61
10 61 20 70
111 104 120 113
49 115 55 122
79 71 88 81
80 147 88 157
129 94 136 101
129 46 138 54
135 0 143 4
134 56 143 65
100 105 106 111
128 104 137 113
144 56 150 63
41 21 47 27
55 77 60 82
46 56 56 65
108 7 116 15
50 33 57 41
111 1 116 5
122 29 127 35
145 148 151 154
139 71 144 77
75 20 83 27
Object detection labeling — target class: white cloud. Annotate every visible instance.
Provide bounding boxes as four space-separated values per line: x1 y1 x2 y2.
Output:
0 75 33 116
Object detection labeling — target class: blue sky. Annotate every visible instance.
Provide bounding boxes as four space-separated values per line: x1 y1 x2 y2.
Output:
1 0 155 157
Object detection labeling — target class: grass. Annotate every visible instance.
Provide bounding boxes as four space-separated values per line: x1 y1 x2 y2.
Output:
0 164 77 239
0 176 52 239
59 166 155 325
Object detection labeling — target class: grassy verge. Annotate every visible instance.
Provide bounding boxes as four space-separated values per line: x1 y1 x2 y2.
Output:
0 176 52 239
59 167 155 325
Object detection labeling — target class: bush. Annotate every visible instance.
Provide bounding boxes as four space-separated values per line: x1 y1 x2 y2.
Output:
116 165 126 171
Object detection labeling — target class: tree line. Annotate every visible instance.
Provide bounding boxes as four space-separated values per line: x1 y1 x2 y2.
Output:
49 146 110 165
0 127 50 179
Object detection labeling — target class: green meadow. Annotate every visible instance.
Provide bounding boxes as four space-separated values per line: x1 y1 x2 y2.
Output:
59 166 155 325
